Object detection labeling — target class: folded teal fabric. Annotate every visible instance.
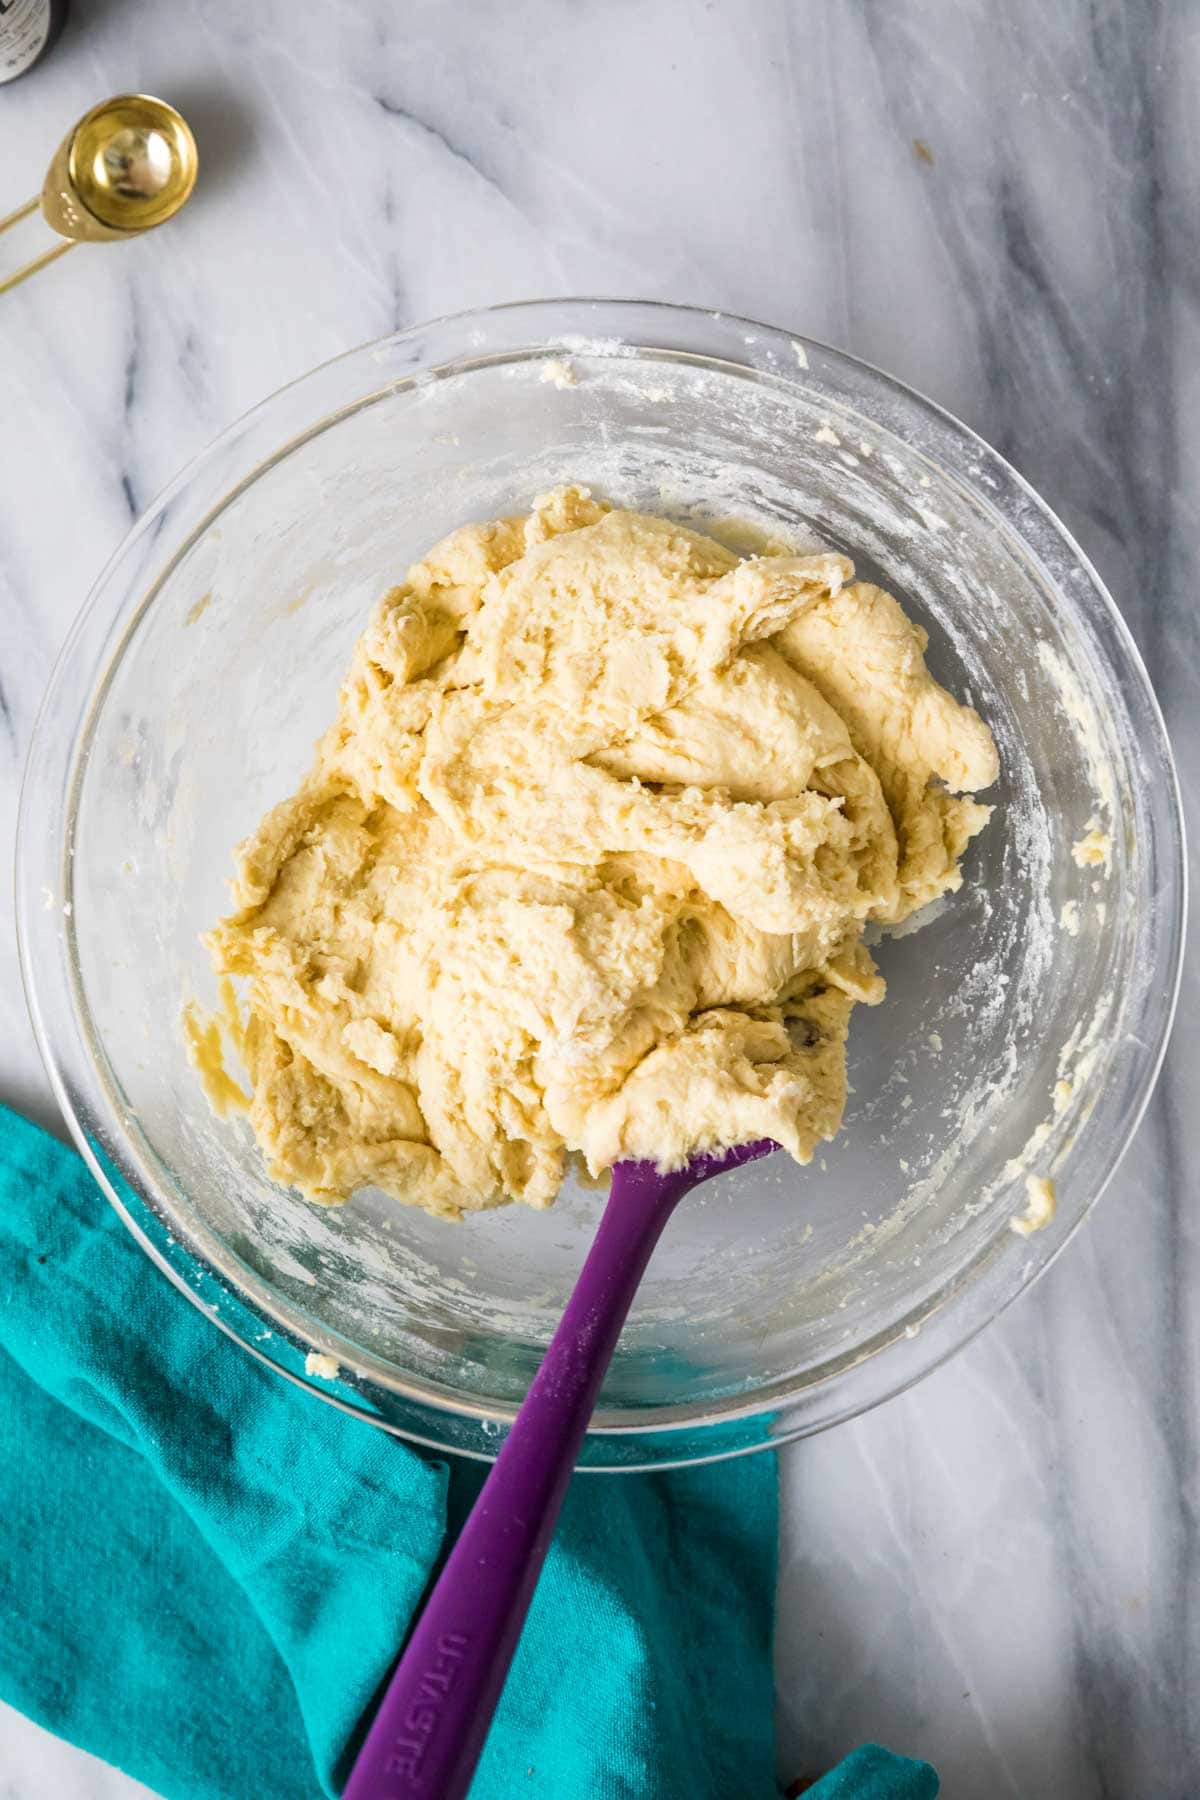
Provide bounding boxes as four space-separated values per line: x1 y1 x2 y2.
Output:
0 1104 937 1799
803 1744 941 1799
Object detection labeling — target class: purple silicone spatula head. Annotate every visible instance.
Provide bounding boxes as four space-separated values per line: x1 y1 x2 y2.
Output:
342 1139 776 1800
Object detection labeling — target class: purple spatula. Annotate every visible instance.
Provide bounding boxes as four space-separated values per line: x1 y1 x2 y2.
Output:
342 1137 775 1800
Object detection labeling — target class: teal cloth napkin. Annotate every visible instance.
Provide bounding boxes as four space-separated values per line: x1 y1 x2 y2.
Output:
0 1104 937 1800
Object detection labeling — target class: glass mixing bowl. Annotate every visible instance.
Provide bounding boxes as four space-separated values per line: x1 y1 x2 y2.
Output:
17 300 1185 1468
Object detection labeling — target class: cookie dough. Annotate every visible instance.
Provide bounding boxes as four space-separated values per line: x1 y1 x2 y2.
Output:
191 487 998 1218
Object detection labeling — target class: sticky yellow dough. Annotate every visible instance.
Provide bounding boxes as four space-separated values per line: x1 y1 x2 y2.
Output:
193 487 998 1219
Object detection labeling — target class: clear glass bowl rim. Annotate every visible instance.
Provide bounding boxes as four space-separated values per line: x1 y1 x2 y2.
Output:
15 297 1187 1470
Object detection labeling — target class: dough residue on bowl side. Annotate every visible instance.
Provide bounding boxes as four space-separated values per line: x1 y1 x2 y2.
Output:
1010 1174 1057 1237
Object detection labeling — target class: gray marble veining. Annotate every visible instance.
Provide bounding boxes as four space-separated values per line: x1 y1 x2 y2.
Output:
0 2 1195 1796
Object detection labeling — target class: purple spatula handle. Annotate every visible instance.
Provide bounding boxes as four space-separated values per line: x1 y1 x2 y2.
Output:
342 1140 772 1800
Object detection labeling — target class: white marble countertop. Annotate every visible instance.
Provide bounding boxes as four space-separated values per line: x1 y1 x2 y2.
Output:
1 4 1195 1796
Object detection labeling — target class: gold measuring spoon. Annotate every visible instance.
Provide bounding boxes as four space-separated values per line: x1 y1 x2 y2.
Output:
0 94 197 297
